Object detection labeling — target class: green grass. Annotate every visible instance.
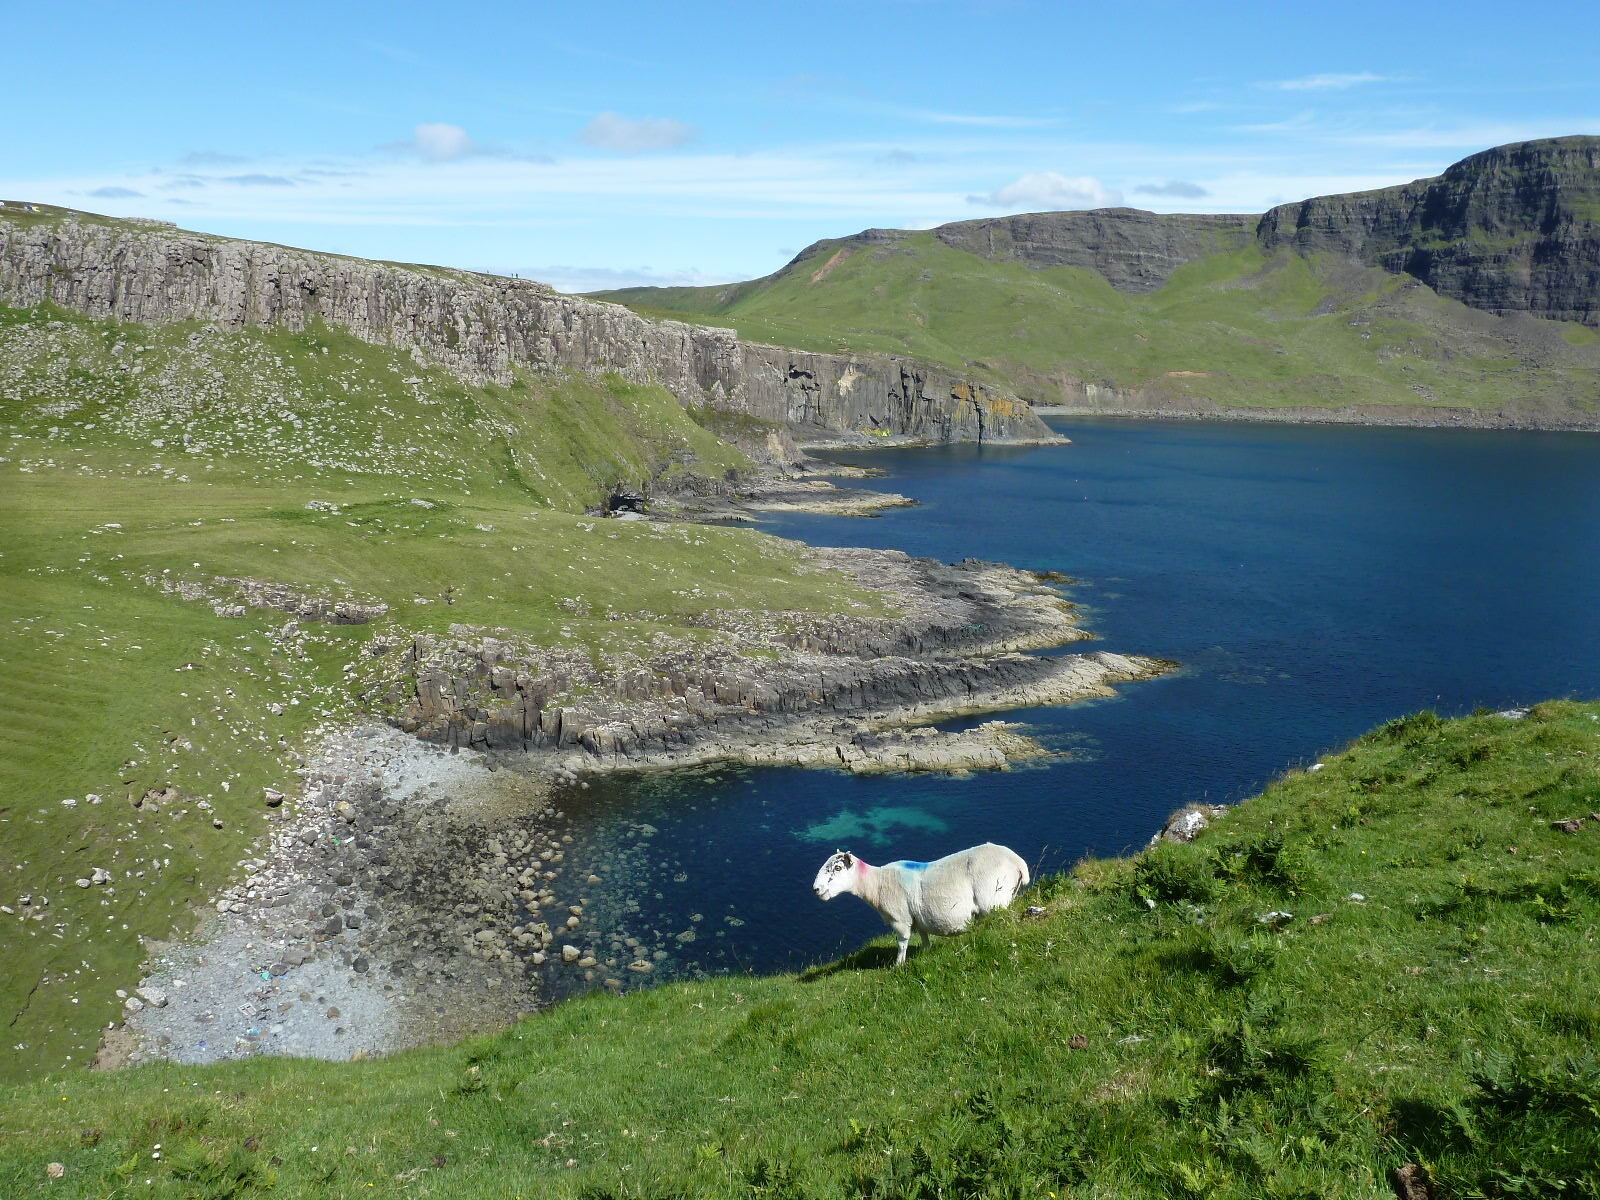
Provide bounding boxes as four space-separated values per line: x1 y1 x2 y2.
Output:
0 301 884 1085
597 233 1600 415
3 702 1598 1197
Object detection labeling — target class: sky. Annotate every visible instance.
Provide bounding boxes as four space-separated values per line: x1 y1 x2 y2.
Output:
3 0 1597 292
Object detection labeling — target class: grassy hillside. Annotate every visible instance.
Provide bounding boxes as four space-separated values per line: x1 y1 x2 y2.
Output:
3 701 1598 1197
0 301 882 1084
598 233 1600 417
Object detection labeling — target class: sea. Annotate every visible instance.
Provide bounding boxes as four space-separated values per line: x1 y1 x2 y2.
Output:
532 417 1600 989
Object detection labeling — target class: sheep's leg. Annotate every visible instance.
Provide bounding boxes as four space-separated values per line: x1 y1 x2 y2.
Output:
918 929 931 954
892 923 912 966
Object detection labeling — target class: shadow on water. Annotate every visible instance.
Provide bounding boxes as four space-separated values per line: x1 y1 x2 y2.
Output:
514 417 1600 988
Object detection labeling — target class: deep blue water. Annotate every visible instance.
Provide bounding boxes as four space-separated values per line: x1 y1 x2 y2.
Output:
545 418 1600 986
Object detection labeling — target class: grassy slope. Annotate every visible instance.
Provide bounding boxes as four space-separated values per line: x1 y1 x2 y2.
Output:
598 234 1600 415
0 302 881 1085
2 702 1598 1198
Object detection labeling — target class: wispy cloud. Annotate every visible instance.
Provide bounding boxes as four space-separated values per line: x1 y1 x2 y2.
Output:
508 263 731 293
16 131 1548 277
578 112 697 153
87 186 144 199
1233 110 1320 134
1134 180 1208 198
220 174 296 187
910 110 1063 129
967 171 1121 211
1326 121 1600 149
179 150 246 167
361 40 426 66
1261 71 1389 92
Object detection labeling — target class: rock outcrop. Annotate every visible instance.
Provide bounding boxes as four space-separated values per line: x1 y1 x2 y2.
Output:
930 209 1258 292
360 548 1166 767
1257 136 1600 326
0 205 1057 444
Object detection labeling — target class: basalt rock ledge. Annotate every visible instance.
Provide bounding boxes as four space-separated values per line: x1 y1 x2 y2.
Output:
0 204 1056 445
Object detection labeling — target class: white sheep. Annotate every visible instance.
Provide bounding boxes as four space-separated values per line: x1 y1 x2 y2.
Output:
811 843 1030 965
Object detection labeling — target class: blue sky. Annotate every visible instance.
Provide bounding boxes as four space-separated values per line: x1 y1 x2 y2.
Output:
4 0 1596 291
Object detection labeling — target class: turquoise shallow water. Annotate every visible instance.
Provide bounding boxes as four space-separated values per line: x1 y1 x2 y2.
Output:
545 417 1600 984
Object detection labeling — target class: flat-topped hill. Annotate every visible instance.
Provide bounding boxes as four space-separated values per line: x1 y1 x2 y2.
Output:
597 137 1600 427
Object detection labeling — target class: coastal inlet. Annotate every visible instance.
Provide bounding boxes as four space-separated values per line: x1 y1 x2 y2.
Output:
122 544 1167 1064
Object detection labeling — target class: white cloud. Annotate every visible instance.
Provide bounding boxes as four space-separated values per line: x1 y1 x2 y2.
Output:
967 171 1122 211
578 111 697 153
1262 72 1388 92
87 186 143 199
409 123 479 161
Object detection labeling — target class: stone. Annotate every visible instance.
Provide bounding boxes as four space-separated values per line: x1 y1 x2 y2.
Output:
1151 805 1229 844
1391 1163 1433 1200
561 945 580 962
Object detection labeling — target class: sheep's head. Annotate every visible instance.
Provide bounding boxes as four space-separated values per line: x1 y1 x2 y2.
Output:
813 850 857 901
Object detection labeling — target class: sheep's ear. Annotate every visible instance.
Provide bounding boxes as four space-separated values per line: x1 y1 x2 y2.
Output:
841 851 855 866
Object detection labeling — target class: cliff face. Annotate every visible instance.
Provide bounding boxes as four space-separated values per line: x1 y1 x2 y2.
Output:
931 208 1257 292
1257 136 1600 325
804 137 1600 322
0 207 1054 445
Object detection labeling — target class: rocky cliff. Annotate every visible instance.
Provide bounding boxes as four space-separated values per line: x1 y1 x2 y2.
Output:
1256 136 1600 325
790 137 1600 321
930 208 1258 292
0 205 1055 445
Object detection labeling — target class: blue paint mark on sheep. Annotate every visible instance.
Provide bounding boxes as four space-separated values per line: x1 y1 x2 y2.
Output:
893 861 930 871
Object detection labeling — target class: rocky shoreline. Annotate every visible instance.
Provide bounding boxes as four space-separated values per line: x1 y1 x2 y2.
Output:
113 540 1171 1068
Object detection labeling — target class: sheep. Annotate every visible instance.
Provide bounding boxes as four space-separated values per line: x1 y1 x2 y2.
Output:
812 843 1029 965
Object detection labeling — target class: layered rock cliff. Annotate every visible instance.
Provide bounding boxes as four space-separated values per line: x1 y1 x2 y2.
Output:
1257 136 1600 325
775 136 1600 321
0 205 1055 444
930 208 1258 292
